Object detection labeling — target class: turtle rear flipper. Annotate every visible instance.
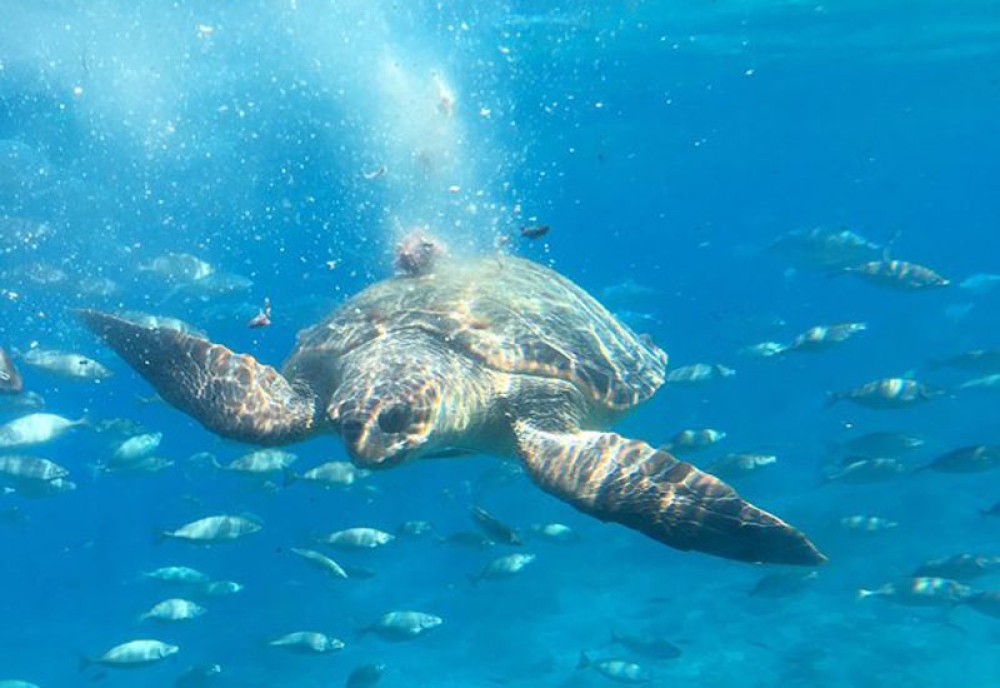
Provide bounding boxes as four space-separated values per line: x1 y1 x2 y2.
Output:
78 310 315 445
514 423 825 566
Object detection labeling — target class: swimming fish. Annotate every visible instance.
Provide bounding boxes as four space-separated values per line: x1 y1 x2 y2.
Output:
609 630 682 660
857 577 973 606
217 448 297 475
268 631 344 654
831 431 925 458
929 347 1000 374
139 253 215 283
0 413 85 448
396 520 434 537
471 553 536 583
20 349 112 380
284 460 369 488
361 611 443 641
142 566 212 585
159 515 262 544
706 453 778 479
529 523 577 543
111 432 163 465
664 363 735 385
290 547 349 579
315 527 394 549
0 454 69 482
346 662 387 688
964 591 1000 620
920 445 1000 473
662 428 727 455
784 322 867 353
841 259 950 290
577 652 652 684
139 598 206 623
824 458 910 484
80 639 179 670
912 554 1000 582
174 663 222 688
826 378 941 409
520 224 550 240
749 570 819 597
470 505 522 545
839 515 899 532
768 226 882 271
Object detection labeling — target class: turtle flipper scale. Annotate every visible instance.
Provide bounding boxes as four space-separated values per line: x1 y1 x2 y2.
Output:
78 310 315 445
515 423 825 566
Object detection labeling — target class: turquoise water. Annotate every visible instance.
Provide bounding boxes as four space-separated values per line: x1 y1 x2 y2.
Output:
1 1 999 686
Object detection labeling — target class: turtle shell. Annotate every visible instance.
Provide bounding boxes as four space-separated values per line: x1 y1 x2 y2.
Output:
287 256 667 410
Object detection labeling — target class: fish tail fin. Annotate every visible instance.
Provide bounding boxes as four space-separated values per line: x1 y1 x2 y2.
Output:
577 652 591 670
610 629 621 644
856 588 877 601
78 655 93 672
282 468 298 487
824 391 843 408
467 573 481 587
152 528 170 545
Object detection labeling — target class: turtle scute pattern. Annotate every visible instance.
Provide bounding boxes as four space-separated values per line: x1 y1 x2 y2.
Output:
289 257 667 410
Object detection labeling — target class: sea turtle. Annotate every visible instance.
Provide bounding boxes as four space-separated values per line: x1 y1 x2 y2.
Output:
79 254 823 565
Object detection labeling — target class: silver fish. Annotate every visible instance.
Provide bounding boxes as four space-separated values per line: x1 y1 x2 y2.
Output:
268 631 344 654
0 413 85 447
315 527 394 549
20 349 112 380
139 598 206 622
362 611 442 641
160 515 262 544
80 639 179 670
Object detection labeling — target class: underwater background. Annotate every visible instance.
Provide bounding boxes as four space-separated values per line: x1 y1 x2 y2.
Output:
1 1 999 686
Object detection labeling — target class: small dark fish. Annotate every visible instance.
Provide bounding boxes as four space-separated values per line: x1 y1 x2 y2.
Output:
174 664 222 688
610 630 682 660
0 346 23 394
921 445 1000 474
749 570 819 598
964 591 1000 620
912 554 1000 582
980 501 1000 517
346 662 386 688
928 348 1000 374
470 505 522 545
520 224 550 240
832 431 925 458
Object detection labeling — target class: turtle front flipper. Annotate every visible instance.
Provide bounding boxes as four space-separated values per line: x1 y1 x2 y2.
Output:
514 423 825 566
78 310 316 445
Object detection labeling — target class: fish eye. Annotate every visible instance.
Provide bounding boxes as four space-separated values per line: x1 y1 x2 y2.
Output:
377 404 412 434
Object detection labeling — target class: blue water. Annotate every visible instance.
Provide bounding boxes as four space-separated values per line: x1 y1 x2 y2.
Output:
1 1 999 686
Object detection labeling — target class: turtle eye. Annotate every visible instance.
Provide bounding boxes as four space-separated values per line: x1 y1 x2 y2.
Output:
377 404 412 434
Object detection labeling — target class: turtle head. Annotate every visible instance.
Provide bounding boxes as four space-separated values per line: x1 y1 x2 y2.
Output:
329 370 443 469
